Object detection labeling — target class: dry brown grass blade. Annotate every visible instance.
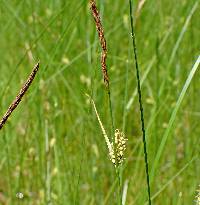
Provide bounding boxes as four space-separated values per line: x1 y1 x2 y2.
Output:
0 62 40 130
89 0 109 87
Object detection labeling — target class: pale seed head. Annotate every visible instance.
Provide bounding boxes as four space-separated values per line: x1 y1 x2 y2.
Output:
109 129 128 166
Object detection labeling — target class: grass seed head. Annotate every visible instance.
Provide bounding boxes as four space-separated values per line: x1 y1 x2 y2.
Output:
89 0 109 87
109 129 128 166
86 94 128 167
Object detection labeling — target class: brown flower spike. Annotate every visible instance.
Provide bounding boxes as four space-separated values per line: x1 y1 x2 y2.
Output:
89 0 109 87
0 62 39 130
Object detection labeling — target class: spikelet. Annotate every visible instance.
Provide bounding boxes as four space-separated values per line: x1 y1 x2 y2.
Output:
110 129 128 166
0 62 39 130
86 94 127 167
89 0 109 87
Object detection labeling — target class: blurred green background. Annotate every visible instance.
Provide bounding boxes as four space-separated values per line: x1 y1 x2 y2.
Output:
0 0 199 204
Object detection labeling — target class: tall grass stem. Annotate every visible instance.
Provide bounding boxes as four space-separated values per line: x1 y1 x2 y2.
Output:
129 1 152 204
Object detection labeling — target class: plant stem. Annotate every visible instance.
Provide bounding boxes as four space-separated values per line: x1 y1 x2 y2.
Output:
116 166 122 205
129 1 152 205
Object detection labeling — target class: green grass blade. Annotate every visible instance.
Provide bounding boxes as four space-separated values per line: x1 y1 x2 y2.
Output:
150 56 200 181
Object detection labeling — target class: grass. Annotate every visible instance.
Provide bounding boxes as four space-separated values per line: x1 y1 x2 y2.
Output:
129 0 151 204
0 0 200 204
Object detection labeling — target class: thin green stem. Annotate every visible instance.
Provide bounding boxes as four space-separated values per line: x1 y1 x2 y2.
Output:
107 86 115 138
129 1 152 205
116 166 122 205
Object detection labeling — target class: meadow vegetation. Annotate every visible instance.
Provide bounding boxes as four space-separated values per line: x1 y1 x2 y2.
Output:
0 0 200 204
